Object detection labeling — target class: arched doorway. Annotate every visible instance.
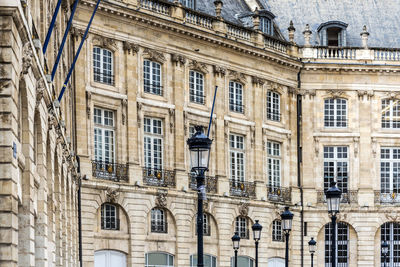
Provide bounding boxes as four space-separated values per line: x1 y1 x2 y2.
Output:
94 250 126 267
268 257 284 267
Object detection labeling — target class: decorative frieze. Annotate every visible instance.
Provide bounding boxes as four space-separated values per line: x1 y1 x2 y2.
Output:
251 76 265 86
123 41 139 54
213 65 226 76
171 53 186 66
143 48 166 63
229 70 246 84
189 60 208 73
155 190 168 207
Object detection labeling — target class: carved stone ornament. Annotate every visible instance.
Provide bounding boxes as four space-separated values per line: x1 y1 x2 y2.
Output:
36 78 45 108
144 48 166 63
203 199 209 213
22 42 33 74
106 188 119 203
336 213 347 222
93 35 116 48
169 108 175 133
327 89 345 99
48 112 57 130
189 60 208 74
213 65 226 76
123 41 139 54
299 89 316 98
70 27 85 41
155 190 167 208
357 90 374 100
86 91 92 119
250 126 255 147
353 137 359 158
372 137 377 157
385 212 400 222
314 136 319 155
61 0 69 13
386 91 400 100
229 70 246 84
288 87 298 95
171 53 186 66
238 202 249 217
251 76 265 86
122 99 127 125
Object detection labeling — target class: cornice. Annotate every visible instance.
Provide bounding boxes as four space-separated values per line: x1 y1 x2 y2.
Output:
303 63 400 73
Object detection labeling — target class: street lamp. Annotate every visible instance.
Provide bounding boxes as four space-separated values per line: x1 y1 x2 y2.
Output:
187 126 212 267
325 181 342 267
308 237 316 267
281 207 294 267
382 240 389 267
232 232 241 267
252 220 262 267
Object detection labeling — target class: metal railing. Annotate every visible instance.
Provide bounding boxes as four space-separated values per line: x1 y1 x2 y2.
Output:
267 185 291 203
151 221 168 233
140 0 171 16
101 218 120 230
189 174 218 194
229 102 244 114
184 9 213 29
143 167 176 187
94 71 115 86
92 161 129 182
229 180 256 198
373 48 400 61
317 190 358 204
374 191 400 204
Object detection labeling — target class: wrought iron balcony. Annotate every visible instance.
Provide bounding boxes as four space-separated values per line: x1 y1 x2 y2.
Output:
189 174 218 194
92 161 129 182
374 191 400 204
101 218 120 230
267 185 291 203
151 221 168 233
229 180 256 198
142 167 176 188
317 190 358 204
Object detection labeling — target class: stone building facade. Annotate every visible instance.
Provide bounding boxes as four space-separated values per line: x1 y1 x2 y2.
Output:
0 0 79 266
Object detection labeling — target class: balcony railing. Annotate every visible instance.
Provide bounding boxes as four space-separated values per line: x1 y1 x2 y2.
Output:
226 23 251 41
140 0 171 16
373 48 400 61
92 161 129 182
264 35 288 53
374 191 400 204
317 190 358 204
314 46 358 59
267 185 291 203
184 9 213 29
151 221 168 233
189 174 218 194
143 167 176 188
101 218 120 230
94 71 115 86
229 180 256 198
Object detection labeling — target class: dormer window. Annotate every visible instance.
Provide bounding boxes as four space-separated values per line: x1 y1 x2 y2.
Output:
258 10 275 36
317 21 348 47
181 0 195 9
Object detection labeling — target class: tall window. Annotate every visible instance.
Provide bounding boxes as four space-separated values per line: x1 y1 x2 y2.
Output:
196 213 211 236
382 99 400 129
323 146 348 193
324 98 347 128
93 47 114 85
325 222 349 267
230 256 254 267
380 148 400 196
189 70 204 104
145 252 174 267
235 217 249 239
101 203 119 230
94 108 115 163
151 208 167 233
381 222 400 267
143 60 162 95
260 17 272 35
267 141 281 189
272 220 283 242
181 0 195 9
144 118 163 170
229 81 244 113
267 91 280 121
230 134 245 183
190 254 217 267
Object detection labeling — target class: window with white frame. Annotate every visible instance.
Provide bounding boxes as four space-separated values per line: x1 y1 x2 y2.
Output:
189 70 205 104
144 118 163 170
143 60 162 95
272 220 283 242
267 141 281 190
380 148 400 195
190 254 217 267
230 134 245 183
229 81 244 113
235 216 249 239
381 222 400 267
145 252 174 267
93 47 114 85
267 91 280 121
230 256 254 267
325 222 349 267
323 146 348 193
101 203 119 230
382 99 400 129
151 208 167 233
94 108 115 163
260 17 272 35
324 98 347 128
181 0 195 9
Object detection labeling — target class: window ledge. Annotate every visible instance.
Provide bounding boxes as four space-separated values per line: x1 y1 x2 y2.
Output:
86 85 127 100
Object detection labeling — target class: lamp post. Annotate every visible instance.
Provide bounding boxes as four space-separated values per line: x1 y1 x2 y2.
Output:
252 220 262 267
281 207 294 267
325 181 342 267
382 240 389 267
232 232 241 267
187 126 212 267
308 237 316 267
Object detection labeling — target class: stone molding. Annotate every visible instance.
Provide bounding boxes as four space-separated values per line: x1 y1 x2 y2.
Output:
171 53 186 66
189 60 208 74
143 48 166 63
123 41 139 54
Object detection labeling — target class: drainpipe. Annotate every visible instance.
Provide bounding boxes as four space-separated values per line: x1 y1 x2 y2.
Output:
297 68 304 267
76 155 82 267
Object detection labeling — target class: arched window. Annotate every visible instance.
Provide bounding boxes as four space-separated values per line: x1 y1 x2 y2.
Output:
101 203 119 230
317 21 348 47
258 10 275 35
381 99 400 129
144 60 162 95
95 250 126 267
151 208 167 233
267 91 280 121
381 222 400 266
93 47 114 85
325 222 349 266
230 256 254 267
180 0 195 9
229 81 244 113
268 257 285 267
145 252 174 267
272 219 283 242
235 216 249 239
189 70 204 104
324 98 347 128
190 254 217 267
